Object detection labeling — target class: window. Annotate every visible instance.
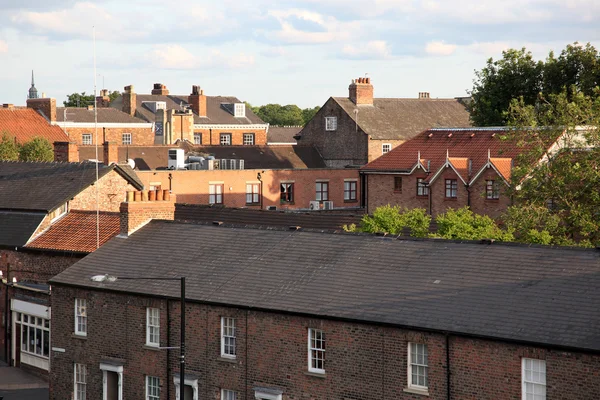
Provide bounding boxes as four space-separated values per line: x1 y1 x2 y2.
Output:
316 182 329 201
280 183 294 203
382 143 392 154
243 133 255 145
221 317 236 358
122 133 132 145
344 181 357 201
75 298 87 336
234 103 245 118
308 328 325 373
394 177 403 193
408 343 428 389
194 133 202 145
246 183 260 205
222 389 237 400
220 133 231 146
417 178 429 196
445 179 458 198
146 376 160 400
486 180 500 200
209 184 224 205
17 313 50 358
74 364 87 400
325 116 337 131
522 358 546 400
146 308 160 347
51 202 68 222
82 133 92 145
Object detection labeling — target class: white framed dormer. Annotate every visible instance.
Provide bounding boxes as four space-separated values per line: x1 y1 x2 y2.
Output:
50 202 68 223
382 143 392 154
174 374 198 400
234 103 246 118
325 116 337 131
100 362 123 400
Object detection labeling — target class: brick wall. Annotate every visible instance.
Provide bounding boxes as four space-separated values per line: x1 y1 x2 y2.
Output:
0 250 82 284
468 169 512 219
367 139 405 163
53 141 79 162
26 98 56 122
49 285 600 400
366 171 429 213
120 194 176 236
65 126 154 146
68 169 138 212
136 169 361 210
193 129 268 146
429 169 469 217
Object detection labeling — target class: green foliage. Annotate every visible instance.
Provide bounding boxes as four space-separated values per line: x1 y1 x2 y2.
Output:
19 137 54 162
502 205 567 245
435 207 514 241
470 42 600 126
250 103 321 126
64 92 95 107
301 106 320 125
108 90 120 102
0 132 20 161
354 205 431 237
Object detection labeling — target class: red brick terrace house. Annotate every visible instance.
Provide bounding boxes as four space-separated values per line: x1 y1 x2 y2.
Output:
110 83 270 146
297 78 471 167
0 160 143 375
360 127 532 217
0 102 68 144
48 216 600 399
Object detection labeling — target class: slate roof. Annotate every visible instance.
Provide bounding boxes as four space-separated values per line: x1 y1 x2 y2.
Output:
332 97 471 140
0 108 69 143
267 126 302 144
175 204 363 230
0 211 45 247
0 161 143 212
51 221 600 352
110 94 265 125
27 210 120 253
56 107 148 124
79 145 326 170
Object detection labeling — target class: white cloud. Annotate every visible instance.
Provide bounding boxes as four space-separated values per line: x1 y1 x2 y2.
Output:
425 41 457 56
0 40 7 53
342 40 391 59
421 0 554 24
149 44 255 70
261 46 288 57
266 8 354 44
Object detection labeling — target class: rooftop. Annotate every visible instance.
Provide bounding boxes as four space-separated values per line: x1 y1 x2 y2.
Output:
56 107 149 124
0 108 69 143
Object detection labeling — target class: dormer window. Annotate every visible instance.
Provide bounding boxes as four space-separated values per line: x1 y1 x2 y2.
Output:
50 202 68 222
325 117 337 131
234 103 245 118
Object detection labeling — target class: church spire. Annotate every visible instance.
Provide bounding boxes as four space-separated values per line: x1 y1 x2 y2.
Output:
28 70 39 99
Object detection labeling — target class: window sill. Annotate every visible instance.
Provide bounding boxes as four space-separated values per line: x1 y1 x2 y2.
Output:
217 356 237 364
305 371 326 379
416 195 429 199
143 345 161 351
344 199 358 203
485 198 500 202
444 198 458 201
246 203 261 206
403 387 429 396
72 333 87 340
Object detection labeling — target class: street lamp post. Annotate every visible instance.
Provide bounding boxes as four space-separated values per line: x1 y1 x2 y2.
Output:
91 274 186 400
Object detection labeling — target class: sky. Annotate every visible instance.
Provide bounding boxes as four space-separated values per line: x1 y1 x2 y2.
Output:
0 0 599 108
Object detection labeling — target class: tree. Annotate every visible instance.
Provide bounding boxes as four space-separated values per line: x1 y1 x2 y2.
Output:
543 43 600 100
302 106 320 125
249 103 321 126
19 137 54 162
64 90 121 107
435 207 514 241
502 204 568 246
108 90 120 102
344 205 431 237
0 132 20 161
504 88 600 246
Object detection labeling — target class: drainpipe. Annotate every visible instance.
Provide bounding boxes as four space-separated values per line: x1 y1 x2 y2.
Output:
257 172 263 210
428 186 433 216
466 185 471 208
446 333 451 400
3 263 9 364
167 299 171 400
169 173 173 192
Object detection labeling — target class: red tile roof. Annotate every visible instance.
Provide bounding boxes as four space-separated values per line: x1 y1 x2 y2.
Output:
0 108 69 143
27 210 120 253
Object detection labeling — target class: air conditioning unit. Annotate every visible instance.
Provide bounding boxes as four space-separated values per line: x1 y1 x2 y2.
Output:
323 201 334 210
266 205 277 211
168 148 185 170
309 201 320 210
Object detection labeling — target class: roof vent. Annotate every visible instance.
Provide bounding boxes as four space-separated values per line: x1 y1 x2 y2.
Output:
428 133 433 138
212 221 223 226
447 133 452 138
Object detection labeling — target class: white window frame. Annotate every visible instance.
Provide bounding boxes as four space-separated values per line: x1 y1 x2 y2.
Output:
417 178 429 196
408 343 428 391
234 103 245 118
146 308 160 347
382 143 392 154
254 389 283 400
246 183 260 205
82 133 92 145
522 358 546 400
18 312 50 360
221 317 236 358
222 389 238 400
74 298 87 336
209 184 224 205
51 202 68 223
325 116 337 131
100 362 123 400
146 376 160 400
243 133 255 145
220 133 232 146
174 375 199 400
122 133 132 145
486 179 500 200
194 133 202 145
74 363 87 400
307 328 325 374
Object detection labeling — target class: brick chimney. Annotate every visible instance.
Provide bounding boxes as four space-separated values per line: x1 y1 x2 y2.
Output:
188 85 207 117
103 141 118 165
96 89 111 108
3 104 14 109
349 77 373 105
119 190 176 236
418 92 430 99
53 141 79 162
27 97 57 122
151 83 169 96
122 85 136 116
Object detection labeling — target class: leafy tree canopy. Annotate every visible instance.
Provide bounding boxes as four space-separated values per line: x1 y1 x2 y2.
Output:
435 207 514 241
64 90 120 107
470 42 600 126
0 132 20 161
248 103 321 126
19 137 54 162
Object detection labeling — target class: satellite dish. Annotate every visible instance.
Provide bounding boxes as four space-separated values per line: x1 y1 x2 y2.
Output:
127 158 136 169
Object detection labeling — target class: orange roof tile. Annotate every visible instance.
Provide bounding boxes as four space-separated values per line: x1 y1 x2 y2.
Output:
490 158 513 181
0 108 68 144
27 210 120 253
447 157 470 182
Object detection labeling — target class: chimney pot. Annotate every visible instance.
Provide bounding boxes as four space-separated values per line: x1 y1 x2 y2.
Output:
134 191 142 202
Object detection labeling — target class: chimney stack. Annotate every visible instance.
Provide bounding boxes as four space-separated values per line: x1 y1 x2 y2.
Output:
26 97 57 123
2 104 14 109
151 83 169 96
119 190 176 236
103 141 118 165
122 85 136 116
188 85 207 117
349 77 374 105
96 89 111 108
53 141 79 163
418 92 430 99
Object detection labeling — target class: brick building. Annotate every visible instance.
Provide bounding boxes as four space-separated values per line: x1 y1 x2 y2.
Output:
297 78 471 167
48 213 600 399
0 102 68 144
110 84 269 146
